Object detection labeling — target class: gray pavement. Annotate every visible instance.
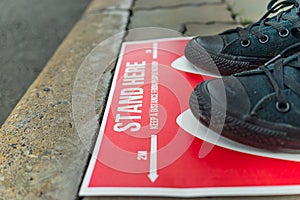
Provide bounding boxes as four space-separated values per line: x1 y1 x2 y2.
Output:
0 0 91 127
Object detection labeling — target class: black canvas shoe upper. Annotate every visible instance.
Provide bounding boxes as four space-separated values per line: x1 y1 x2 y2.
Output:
185 0 300 75
221 0 300 58
189 44 300 151
224 54 300 126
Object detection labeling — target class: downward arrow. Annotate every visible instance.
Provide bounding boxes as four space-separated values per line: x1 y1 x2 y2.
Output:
148 135 158 183
148 172 158 182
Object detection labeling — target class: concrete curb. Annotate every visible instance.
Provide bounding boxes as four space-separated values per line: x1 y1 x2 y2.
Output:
0 0 132 199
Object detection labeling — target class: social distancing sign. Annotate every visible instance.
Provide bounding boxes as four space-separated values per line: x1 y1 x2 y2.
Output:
80 38 300 197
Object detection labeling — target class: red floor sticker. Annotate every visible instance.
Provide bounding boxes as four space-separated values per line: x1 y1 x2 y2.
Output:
80 38 300 197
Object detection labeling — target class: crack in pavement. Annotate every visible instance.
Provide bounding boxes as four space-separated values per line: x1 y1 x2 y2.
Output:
83 8 130 18
179 21 238 35
133 1 224 11
184 21 238 25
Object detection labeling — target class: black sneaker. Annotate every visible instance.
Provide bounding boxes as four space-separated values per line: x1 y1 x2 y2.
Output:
185 0 300 76
189 43 300 152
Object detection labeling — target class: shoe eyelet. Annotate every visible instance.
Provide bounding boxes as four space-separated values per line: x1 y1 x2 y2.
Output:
279 28 289 38
259 35 269 44
241 39 251 48
276 101 290 113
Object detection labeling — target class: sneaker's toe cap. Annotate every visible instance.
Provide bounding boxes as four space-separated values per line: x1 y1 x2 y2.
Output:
207 77 251 115
194 35 224 54
191 77 251 118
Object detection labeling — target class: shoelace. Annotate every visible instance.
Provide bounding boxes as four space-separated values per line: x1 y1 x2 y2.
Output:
259 43 300 113
238 0 300 46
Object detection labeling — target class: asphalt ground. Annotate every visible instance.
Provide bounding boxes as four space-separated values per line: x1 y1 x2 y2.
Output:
0 0 91 127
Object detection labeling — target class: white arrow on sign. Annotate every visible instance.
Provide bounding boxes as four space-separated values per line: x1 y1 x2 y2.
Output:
148 134 158 182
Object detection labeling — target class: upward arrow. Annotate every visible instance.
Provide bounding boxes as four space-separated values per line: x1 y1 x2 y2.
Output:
148 135 158 183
